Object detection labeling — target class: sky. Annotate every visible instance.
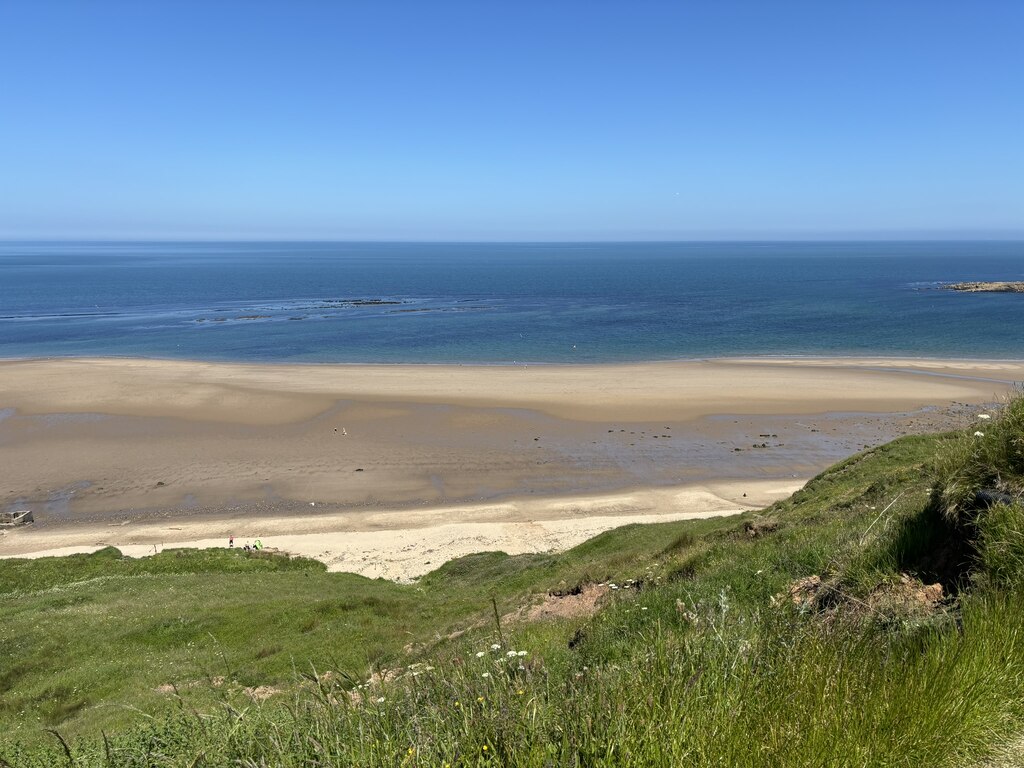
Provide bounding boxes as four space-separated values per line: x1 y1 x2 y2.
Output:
1 1 1022 241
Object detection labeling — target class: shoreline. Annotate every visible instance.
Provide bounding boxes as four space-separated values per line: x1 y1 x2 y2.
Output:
5 352 1024 367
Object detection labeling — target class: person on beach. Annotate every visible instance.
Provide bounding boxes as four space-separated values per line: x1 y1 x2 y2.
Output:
229 535 234 548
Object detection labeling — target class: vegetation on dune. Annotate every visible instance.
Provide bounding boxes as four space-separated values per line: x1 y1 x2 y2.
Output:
3 397 1024 766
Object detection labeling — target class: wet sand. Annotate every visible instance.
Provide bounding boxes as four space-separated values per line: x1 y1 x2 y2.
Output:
1 357 1020 578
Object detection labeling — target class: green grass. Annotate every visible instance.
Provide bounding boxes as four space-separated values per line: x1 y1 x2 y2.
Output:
932 391 1024 521
4 399 1024 765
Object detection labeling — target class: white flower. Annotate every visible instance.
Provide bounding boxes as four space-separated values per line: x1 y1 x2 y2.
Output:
376 696 385 703
490 643 501 651
481 672 490 678
506 650 518 657
475 651 486 658
978 414 991 419
641 607 649 611
974 431 985 437
517 650 527 657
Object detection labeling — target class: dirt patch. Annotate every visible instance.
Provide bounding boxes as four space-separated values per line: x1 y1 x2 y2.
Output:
865 573 944 615
505 583 610 623
744 516 780 538
778 572 944 622
244 685 283 702
154 676 226 695
786 575 823 609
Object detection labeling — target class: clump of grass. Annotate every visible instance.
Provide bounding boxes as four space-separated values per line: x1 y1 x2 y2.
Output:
932 393 1024 521
977 501 1024 589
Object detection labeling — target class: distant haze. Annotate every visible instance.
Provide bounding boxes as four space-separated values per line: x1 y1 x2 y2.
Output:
1 1 1022 241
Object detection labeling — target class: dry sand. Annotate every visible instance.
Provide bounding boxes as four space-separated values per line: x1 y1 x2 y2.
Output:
1 356 1021 579
0 481 800 581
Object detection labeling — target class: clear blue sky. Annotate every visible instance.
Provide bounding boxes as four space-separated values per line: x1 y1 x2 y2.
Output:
1 1 1022 240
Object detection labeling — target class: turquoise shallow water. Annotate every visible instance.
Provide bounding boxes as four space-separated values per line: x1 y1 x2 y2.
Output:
0 241 1022 363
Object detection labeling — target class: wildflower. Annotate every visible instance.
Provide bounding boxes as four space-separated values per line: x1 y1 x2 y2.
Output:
483 745 488 752
506 650 518 657
481 672 490 678
475 651 486 658
641 606 649 611
517 689 524 695
408 747 415 755
974 431 985 437
979 414 991 419
377 696 386 703
490 643 501 651
477 696 484 702
455 701 461 707
517 650 527 656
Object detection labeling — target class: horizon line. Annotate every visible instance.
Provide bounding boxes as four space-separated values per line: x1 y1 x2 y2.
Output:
2 235 1024 245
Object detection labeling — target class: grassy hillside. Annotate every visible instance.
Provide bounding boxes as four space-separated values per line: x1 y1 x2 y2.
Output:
3 397 1024 766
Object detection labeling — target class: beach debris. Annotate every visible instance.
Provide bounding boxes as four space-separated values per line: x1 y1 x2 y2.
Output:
0 510 33 527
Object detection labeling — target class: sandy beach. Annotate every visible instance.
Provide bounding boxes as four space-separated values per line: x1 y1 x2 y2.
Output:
1 356 1021 579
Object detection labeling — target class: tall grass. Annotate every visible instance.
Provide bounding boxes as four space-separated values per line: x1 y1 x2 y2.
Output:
932 393 1024 521
10 591 1024 767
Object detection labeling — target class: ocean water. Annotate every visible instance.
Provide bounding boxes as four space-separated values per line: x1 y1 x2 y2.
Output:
0 241 1022 363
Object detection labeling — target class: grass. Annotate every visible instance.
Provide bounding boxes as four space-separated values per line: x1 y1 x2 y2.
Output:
3 399 1024 765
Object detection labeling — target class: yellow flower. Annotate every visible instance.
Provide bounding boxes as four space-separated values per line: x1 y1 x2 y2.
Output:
407 747 414 755
477 696 484 703
517 689 524 695
483 745 488 751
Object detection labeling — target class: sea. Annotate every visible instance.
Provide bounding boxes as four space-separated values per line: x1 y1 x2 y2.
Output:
1 240 1022 363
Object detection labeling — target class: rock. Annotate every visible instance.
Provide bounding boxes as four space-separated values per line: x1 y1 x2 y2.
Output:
946 281 1024 293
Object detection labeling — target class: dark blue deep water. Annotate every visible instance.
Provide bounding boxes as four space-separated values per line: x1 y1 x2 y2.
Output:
1 241 1022 363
